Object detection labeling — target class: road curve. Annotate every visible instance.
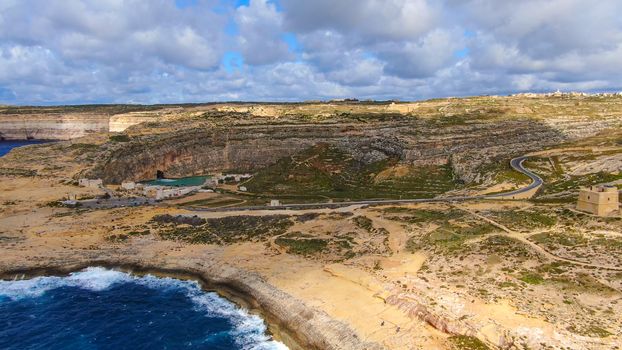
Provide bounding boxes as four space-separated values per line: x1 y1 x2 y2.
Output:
484 156 543 198
185 156 542 212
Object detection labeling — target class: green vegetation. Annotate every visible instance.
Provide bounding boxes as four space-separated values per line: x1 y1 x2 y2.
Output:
68 143 100 155
0 167 37 177
479 158 530 185
448 335 490 350
109 134 131 142
486 210 557 232
106 233 129 242
275 236 328 256
401 209 498 254
519 271 545 285
540 171 622 196
567 325 612 338
127 229 151 236
180 197 245 208
530 232 587 248
352 215 374 232
153 214 293 244
244 144 461 200
472 235 538 261
383 208 464 223
44 200 68 208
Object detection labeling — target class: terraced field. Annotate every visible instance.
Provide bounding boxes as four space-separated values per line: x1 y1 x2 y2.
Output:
244 143 461 200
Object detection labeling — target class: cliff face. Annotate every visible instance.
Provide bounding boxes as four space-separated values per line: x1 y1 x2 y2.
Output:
3 96 621 184
87 113 621 184
0 105 172 140
0 113 110 140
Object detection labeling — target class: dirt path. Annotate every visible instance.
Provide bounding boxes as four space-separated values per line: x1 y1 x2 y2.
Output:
455 205 622 272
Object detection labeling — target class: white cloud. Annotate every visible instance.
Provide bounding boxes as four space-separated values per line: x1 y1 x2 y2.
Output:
0 0 621 104
235 0 291 65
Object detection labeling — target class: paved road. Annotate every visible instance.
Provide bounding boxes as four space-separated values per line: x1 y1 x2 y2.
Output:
484 156 543 198
185 155 543 212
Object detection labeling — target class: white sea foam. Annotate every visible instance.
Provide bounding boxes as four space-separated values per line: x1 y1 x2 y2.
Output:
0 267 288 349
0 267 131 299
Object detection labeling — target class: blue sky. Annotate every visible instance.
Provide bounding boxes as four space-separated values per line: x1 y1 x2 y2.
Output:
0 0 621 104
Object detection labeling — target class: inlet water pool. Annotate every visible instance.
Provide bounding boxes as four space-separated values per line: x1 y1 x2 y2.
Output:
144 175 211 187
0 140 47 157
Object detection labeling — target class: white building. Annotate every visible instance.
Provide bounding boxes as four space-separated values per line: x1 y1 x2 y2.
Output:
78 178 103 188
121 181 136 190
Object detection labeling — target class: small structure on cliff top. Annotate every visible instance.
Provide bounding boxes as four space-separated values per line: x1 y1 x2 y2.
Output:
577 186 620 216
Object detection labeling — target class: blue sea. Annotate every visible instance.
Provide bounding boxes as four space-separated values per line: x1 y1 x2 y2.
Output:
0 140 46 157
0 267 287 350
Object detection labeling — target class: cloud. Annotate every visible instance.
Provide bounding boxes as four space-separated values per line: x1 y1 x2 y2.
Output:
235 0 292 65
0 0 621 104
281 0 440 42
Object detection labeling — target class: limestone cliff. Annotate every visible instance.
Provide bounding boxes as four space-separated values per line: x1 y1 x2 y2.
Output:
0 105 173 140
2 96 621 185
0 113 110 140
86 112 621 184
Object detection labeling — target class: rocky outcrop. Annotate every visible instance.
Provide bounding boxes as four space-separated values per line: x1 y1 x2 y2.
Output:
109 114 159 133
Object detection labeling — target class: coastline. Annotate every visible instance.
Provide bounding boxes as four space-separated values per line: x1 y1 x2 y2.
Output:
0 258 382 350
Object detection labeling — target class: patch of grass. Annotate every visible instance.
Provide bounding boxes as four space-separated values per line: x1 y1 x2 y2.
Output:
383 208 464 223
529 232 587 248
275 237 328 256
106 234 129 242
519 271 545 285
109 134 131 142
68 143 100 154
486 210 557 231
448 335 490 350
475 235 538 260
127 230 151 236
567 324 612 338
296 212 320 222
539 171 622 196
353 215 374 232
181 197 245 208
0 167 37 177
154 214 294 245
536 261 571 275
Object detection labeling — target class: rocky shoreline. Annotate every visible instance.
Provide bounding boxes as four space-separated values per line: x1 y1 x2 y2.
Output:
0 256 382 350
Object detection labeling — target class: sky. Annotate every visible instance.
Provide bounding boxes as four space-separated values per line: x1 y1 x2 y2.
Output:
0 0 621 105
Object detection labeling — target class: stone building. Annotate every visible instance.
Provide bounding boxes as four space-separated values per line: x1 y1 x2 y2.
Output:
577 186 620 216
78 178 103 188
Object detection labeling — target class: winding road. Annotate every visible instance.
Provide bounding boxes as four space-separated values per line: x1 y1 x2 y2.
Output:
186 155 543 212
484 156 543 199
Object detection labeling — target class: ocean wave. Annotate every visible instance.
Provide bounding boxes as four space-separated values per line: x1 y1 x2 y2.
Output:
0 267 288 350
0 267 132 299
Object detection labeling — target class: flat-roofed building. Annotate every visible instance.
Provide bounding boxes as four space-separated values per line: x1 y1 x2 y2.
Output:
577 186 619 216
78 178 103 188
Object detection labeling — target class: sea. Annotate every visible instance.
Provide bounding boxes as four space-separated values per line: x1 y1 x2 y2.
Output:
0 267 288 350
0 140 47 157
